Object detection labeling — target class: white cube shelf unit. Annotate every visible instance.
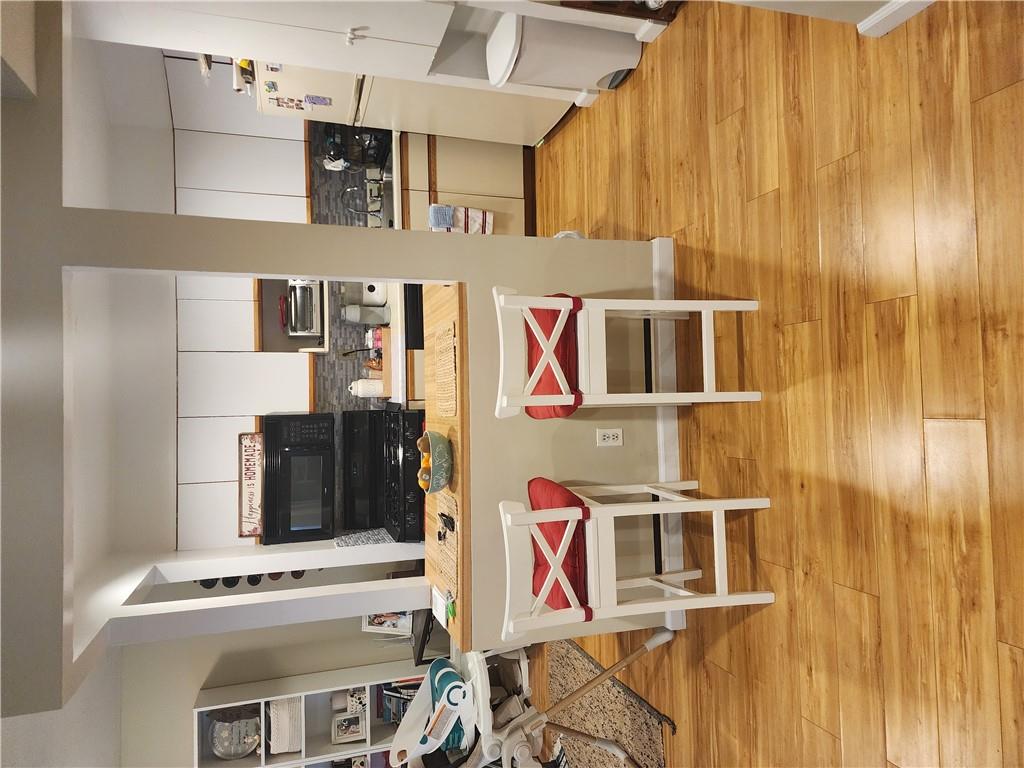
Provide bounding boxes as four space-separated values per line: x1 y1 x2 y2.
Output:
193 659 425 768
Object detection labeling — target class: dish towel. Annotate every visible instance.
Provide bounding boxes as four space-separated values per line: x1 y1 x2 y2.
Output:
268 697 302 754
428 204 493 234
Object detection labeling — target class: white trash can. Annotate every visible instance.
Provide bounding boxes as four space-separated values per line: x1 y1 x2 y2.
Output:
486 12 641 91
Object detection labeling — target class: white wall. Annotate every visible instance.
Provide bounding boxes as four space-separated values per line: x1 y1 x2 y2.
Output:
62 24 174 213
165 56 309 222
120 618 413 768
62 35 112 210
1 649 122 768
64 270 178 582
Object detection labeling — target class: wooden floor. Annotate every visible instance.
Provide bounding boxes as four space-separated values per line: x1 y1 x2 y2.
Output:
534 2 1023 766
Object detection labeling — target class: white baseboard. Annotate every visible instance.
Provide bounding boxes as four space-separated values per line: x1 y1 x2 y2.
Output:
857 0 933 37
651 236 687 630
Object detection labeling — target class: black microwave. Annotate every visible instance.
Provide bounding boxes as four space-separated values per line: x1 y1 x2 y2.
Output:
263 413 336 545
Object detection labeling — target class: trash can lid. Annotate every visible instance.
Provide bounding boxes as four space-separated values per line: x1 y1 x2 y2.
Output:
486 12 523 87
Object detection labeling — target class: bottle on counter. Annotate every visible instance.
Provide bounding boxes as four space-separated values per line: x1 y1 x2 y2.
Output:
349 378 385 398
344 304 390 325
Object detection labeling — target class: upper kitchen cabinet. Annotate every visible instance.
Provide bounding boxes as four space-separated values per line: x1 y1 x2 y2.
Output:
72 1 456 82
174 129 306 196
190 2 455 49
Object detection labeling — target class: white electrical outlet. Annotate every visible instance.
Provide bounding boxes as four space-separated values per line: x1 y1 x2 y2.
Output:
596 428 623 447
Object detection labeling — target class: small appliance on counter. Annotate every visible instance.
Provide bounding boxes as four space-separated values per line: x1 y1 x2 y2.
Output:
262 413 337 544
344 303 390 325
283 279 324 338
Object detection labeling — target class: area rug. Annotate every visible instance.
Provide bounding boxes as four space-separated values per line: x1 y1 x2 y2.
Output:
546 640 673 768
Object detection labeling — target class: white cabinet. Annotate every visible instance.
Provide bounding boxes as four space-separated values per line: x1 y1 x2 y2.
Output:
76 2 453 83
191 2 455 48
165 57 303 140
178 352 310 417
178 481 254 550
178 416 256 484
176 189 308 224
177 299 256 352
175 130 306 196
194 660 428 768
177 275 256 301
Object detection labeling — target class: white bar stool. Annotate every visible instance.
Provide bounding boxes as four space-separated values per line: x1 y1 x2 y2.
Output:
499 478 774 642
493 286 761 419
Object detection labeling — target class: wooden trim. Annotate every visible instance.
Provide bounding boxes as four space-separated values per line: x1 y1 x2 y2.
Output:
253 279 263 352
455 282 471 650
422 283 472 650
523 146 537 236
400 132 412 229
308 353 316 412
399 132 410 190
426 134 438 204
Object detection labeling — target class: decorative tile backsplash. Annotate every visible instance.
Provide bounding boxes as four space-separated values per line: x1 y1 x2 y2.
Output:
314 281 385 510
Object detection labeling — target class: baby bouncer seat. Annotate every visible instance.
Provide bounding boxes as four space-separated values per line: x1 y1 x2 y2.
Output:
389 630 673 768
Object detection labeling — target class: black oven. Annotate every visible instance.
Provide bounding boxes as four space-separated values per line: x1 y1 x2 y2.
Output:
263 413 336 544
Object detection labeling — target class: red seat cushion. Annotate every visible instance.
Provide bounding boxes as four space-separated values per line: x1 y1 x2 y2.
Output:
524 294 581 420
528 477 589 611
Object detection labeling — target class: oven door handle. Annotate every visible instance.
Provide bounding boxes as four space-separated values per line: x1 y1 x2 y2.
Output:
279 295 287 329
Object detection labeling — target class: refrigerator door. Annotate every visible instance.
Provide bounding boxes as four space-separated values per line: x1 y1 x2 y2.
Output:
256 64 358 124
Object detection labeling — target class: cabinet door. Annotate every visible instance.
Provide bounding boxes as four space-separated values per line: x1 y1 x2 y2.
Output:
192 2 455 48
176 188 308 224
178 416 256 484
165 57 303 139
178 352 310 417
435 137 525 198
77 3 446 82
177 481 254 550
175 129 306 196
177 299 256 352
177 275 255 301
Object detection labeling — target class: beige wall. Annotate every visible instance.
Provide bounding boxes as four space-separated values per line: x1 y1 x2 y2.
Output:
2 5 660 715
62 28 174 214
1 1 36 98
64 270 177 583
1 649 122 768
120 617 415 768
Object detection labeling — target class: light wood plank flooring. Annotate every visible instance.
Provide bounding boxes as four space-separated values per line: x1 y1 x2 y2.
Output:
533 2 1023 765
